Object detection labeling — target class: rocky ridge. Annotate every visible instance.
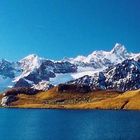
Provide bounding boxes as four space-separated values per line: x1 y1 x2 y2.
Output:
0 43 139 92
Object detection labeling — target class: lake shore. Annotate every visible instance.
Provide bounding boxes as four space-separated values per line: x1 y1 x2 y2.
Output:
1 89 140 110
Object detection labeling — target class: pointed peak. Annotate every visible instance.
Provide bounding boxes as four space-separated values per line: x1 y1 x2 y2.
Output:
19 54 42 71
23 54 38 59
19 54 41 64
19 54 40 62
111 43 127 54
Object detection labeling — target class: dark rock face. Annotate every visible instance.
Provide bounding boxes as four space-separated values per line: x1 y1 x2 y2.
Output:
0 48 140 92
4 87 40 96
1 95 18 106
38 60 77 75
25 70 55 84
68 59 140 92
39 60 77 74
0 59 16 78
97 72 106 89
0 53 78 90
105 59 140 91
17 60 77 88
69 75 104 91
57 84 91 93
1 87 40 106
14 78 32 88
54 62 77 73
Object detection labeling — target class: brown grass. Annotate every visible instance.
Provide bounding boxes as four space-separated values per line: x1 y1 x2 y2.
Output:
1 87 140 110
0 94 2 107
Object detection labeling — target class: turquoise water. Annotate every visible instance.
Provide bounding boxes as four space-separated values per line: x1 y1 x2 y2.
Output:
0 109 140 140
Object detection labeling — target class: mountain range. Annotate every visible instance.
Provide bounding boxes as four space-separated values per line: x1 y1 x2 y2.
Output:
0 43 140 92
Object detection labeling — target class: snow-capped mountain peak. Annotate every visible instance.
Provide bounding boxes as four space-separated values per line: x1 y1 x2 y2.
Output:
0 43 140 92
19 54 42 71
19 54 40 63
69 59 140 92
111 43 126 53
72 55 86 62
68 43 133 69
110 43 128 59
13 54 43 83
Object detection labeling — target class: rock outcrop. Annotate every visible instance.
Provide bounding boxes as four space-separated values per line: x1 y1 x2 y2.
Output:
68 59 140 92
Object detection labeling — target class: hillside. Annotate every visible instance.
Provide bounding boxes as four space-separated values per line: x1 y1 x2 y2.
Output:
1 87 140 110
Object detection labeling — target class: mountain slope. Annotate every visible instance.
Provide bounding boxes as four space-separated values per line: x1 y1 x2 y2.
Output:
0 59 18 91
68 59 140 92
0 43 140 91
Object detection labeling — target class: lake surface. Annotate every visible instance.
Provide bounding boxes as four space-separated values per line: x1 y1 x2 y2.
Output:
0 109 140 140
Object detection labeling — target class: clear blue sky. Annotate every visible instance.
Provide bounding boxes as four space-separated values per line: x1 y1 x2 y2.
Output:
0 0 140 61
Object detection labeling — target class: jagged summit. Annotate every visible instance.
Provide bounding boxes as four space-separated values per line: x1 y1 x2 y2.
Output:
19 54 42 71
111 43 126 53
68 43 140 69
23 54 38 58
0 43 139 92
69 59 140 92
110 43 128 59
19 54 40 63
68 43 131 68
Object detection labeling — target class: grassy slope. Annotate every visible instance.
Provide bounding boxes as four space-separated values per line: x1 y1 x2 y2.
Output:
2 87 139 110
67 90 140 110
